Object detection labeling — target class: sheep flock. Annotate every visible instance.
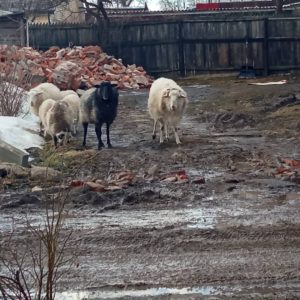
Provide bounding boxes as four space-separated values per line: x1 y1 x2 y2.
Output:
29 77 188 149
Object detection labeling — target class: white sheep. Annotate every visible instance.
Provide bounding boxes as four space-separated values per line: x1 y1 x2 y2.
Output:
28 83 60 116
47 102 72 147
148 77 188 144
39 95 80 147
59 93 81 135
28 82 77 116
38 98 56 135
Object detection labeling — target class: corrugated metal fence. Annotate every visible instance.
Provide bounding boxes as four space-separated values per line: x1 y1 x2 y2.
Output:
29 17 300 76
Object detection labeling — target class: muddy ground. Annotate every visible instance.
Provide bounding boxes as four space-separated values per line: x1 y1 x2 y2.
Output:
1 74 300 299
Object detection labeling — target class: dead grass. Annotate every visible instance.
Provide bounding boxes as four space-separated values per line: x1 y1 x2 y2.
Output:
270 106 300 118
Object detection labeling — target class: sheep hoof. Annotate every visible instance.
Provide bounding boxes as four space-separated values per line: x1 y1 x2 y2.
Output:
98 142 105 150
152 134 156 140
107 143 113 149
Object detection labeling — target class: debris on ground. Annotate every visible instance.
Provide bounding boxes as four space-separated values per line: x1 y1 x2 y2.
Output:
160 170 205 184
273 158 300 183
70 171 135 192
0 45 153 90
249 80 287 85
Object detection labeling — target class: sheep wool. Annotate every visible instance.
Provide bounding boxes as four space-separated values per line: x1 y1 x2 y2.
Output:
28 82 78 116
38 98 56 135
148 77 188 144
80 81 119 150
60 93 81 135
46 101 73 147
28 83 61 116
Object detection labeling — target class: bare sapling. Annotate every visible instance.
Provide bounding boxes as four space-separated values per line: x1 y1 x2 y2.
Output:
0 186 74 300
0 46 32 117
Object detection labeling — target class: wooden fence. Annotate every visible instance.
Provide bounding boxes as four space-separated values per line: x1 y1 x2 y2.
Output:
29 17 300 76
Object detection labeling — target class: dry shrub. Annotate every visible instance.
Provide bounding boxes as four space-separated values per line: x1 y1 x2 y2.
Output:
0 188 74 300
0 158 96 300
0 45 32 117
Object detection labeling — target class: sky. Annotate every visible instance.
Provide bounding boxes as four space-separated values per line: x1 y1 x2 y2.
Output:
131 0 161 10
147 0 160 10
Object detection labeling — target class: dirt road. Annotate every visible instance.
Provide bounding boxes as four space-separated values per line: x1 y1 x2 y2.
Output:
1 75 300 299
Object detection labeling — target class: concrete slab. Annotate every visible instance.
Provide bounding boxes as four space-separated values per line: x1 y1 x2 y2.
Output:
0 139 29 167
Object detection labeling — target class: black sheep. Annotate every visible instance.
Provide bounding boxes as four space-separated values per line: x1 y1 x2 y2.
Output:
80 81 119 149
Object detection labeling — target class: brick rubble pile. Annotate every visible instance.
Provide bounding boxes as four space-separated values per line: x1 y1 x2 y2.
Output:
0 45 153 90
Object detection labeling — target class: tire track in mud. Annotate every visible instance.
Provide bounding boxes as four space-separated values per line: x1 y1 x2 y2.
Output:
60 220 300 294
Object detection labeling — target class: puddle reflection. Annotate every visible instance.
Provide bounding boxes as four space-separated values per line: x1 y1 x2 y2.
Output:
57 286 218 300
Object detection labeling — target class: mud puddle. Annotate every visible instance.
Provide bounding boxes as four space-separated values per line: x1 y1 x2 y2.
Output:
1 188 299 232
57 281 300 299
56 285 224 299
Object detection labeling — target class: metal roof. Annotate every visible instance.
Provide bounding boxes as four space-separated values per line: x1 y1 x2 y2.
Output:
0 9 24 18
0 0 60 13
0 9 13 17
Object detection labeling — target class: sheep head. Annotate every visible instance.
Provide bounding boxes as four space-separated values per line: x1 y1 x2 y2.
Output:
28 91 44 115
162 88 187 112
55 131 66 146
53 121 70 147
95 81 113 101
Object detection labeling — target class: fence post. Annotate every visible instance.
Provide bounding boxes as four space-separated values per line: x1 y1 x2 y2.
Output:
178 21 185 77
263 18 269 76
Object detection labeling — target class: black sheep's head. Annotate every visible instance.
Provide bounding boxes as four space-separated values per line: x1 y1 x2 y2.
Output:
95 81 112 101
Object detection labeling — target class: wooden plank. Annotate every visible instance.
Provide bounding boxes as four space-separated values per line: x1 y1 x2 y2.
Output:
263 18 269 76
178 21 185 77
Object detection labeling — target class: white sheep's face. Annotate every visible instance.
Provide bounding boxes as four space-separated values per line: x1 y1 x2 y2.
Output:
28 91 43 115
163 88 187 112
55 131 66 145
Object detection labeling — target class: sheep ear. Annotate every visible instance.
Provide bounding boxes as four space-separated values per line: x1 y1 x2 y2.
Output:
179 90 187 98
162 88 170 97
161 98 167 111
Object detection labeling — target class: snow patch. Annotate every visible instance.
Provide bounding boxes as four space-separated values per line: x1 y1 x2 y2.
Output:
0 83 44 152
0 116 44 152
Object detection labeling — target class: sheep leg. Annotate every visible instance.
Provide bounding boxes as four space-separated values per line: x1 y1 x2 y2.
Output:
66 131 71 144
106 123 112 148
53 135 58 148
95 123 105 150
164 123 169 141
82 122 88 147
152 120 157 140
159 121 164 144
39 121 44 136
174 127 181 144
72 119 77 135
